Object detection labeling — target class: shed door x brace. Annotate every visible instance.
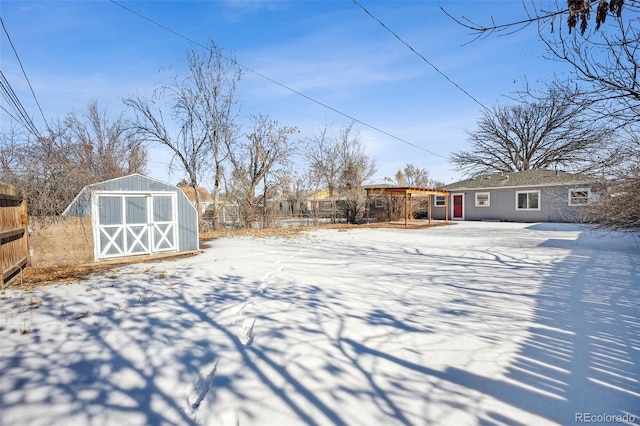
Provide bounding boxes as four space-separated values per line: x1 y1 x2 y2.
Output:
92 192 177 260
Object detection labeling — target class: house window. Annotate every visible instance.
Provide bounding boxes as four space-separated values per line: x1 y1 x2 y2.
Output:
569 188 590 205
434 195 445 207
475 192 490 207
516 190 540 210
374 197 384 208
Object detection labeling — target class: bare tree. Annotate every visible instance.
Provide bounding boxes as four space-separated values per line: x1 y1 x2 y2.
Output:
451 85 615 176
279 171 313 219
125 43 241 222
0 101 146 218
0 123 80 218
382 164 443 220
446 1 640 229
442 0 628 39
386 163 441 188
226 114 299 227
306 123 377 224
591 166 640 231
184 43 242 229
445 1 640 125
125 92 208 220
386 170 406 187
541 14 640 128
67 99 147 177
338 125 377 224
305 125 343 223
582 132 640 230
0 123 25 177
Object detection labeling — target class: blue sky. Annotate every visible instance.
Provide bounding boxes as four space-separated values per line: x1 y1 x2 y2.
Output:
1 0 571 187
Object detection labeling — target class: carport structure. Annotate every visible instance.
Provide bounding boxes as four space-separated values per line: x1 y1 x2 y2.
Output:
365 186 451 228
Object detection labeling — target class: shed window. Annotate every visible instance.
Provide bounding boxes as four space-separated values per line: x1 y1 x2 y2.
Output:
374 197 384 208
98 196 123 225
569 188 590 205
475 192 490 207
434 195 445 207
516 191 540 210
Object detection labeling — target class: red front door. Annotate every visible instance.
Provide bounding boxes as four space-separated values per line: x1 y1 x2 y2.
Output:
453 194 463 219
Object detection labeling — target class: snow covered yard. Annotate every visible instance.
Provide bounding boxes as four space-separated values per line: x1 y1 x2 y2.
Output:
1 221 639 426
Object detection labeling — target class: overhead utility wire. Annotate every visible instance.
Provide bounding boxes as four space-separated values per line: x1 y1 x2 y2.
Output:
0 71 38 134
1 16 49 132
108 0 447 160
0 104 21 123
352 0 488 112
0 70 40 136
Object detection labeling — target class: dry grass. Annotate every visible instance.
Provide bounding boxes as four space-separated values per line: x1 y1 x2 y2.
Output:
201 220 455 240
8 220 455 290
201 226 306 241
13 264 118 291
9 251 201 291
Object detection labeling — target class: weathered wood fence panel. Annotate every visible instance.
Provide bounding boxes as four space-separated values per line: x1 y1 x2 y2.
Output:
0 183 30 290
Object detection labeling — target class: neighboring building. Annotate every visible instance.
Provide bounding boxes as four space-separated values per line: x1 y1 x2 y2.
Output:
178 184 214 215
266 199 304 218
431 169 600 222
365 184 435 221
307 189 348 218
364 185 451 226
63 174 199 261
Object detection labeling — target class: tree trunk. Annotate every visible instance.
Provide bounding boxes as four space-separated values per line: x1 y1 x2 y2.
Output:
212 166 222 230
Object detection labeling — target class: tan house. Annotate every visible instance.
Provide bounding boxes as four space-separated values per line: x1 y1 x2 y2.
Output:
306 189 349 218
178 184 214 215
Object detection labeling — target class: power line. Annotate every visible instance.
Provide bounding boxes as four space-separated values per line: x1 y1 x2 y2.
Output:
352 0 488 112
0 71 39 134
0 104 20 123
0 16 49 132
108 0 448 160
0 70 40 136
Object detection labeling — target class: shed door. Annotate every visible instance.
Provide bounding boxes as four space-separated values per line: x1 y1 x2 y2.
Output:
94 193 177 260
150 195 177 253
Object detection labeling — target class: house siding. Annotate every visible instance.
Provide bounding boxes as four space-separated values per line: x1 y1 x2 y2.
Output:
432 185 590 222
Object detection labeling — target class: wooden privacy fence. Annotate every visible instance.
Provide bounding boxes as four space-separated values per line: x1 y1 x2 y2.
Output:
0 183 29 290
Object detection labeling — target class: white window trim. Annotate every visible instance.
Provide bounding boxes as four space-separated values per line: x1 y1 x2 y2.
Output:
515 190 540 211
568 187 591 206
434 195 445 207
374 197 384 208
475 192 490 207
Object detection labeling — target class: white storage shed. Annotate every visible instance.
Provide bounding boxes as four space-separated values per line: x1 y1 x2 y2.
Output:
63 174 199 261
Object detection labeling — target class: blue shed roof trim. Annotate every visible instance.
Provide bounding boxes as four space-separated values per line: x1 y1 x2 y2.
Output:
63 174 197 216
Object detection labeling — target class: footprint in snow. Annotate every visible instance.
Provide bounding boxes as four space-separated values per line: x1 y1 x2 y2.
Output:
239 318 255 347
184 359 218 418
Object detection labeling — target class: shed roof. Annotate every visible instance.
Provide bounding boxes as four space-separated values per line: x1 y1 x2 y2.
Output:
62 173 194 216
444 169 597 190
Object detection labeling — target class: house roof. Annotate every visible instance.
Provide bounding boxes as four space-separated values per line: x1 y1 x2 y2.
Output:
179 185 214 203
444 169 597 190
308 189 331 201
364 185 450 196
